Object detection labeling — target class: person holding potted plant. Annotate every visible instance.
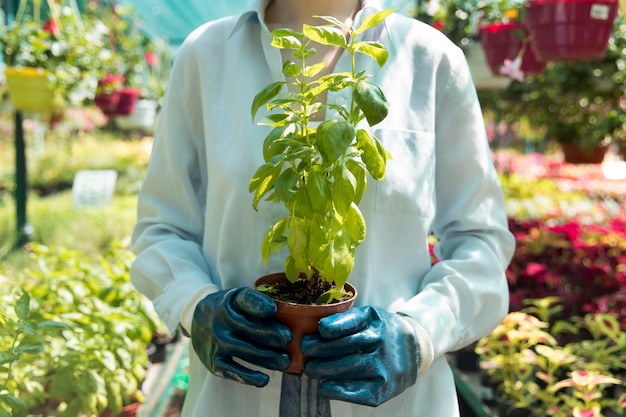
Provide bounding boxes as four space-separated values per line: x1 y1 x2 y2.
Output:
130 0 516 416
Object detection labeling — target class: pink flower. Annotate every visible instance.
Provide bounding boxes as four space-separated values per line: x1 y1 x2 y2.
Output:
43 19 59 36
499 56 525 82
145 51 158 67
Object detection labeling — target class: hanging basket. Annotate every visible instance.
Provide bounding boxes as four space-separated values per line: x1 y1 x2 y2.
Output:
5 67 64 113
479 22 547 77
109 87 141 116
94 74 125 113
525 0 618 62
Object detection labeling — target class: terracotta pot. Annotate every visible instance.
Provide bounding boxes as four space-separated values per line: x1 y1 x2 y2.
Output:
101 401 141 417
525 0 618 62
561 143 609 164
254 273 357 374
479 22 546 77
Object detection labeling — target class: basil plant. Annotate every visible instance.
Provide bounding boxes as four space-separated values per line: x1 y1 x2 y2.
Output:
250 9 393 303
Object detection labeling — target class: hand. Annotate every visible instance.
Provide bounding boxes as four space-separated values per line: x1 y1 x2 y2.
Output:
301 306 419 407
191 287 292 387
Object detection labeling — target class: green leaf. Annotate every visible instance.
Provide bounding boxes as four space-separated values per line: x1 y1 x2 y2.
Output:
14 344 44 354
36 320 71 331
332 164 357 215
344 203 366 244
316 289 345 304
317 120 355 165
303 25 348 49
354 9 395 36
258 113 290 126
287 216 308 268
356 129 386 180
346 159 367 203
325 231 354 288
304 62 326 79
282 60 300 78
292 187 314 219
250 163 283 210
284 256 300 283
0 395 28 417
271 31 303 50
15 292 30 320
313 15 347 29
305 171 331 212
251 81 285 120
308 214 330 271
353 80 389 126
274 167 298 202
17 320 36 335
0 353 18 366
263 126 288 162
354 41 389 67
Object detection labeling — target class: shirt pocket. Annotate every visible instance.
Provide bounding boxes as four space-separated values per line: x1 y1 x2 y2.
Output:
372 128 435 215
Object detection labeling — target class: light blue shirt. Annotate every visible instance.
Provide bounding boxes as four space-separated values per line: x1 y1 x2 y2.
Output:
130 0 515 415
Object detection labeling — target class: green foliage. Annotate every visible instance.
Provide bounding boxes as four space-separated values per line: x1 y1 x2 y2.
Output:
0 243 164 417
0 2 118 105
481 18 626 150
0 289 70 417
250 10 393 302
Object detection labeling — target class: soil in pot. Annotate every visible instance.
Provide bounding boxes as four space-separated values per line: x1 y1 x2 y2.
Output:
254 273 357 374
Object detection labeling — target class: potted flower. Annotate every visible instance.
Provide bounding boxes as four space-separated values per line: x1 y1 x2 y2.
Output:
524 0 619 62
0 0 115 113
249 9 393 373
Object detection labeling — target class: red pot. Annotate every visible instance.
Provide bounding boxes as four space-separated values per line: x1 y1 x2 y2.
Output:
479 22 546 76
111 87 141 116
94 90 122 113
525 0 618 61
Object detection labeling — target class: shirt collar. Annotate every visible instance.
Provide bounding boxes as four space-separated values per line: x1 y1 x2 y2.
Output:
227 0 388 39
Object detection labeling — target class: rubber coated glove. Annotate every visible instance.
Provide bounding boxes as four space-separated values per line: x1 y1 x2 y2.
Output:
301 305 419 407
191 287 292 387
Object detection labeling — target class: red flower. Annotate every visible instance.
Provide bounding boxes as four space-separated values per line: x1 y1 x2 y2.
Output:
145 51 158 67
43 19 59 36
431 21 445 31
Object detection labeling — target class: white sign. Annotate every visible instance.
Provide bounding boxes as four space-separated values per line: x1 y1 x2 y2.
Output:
72 170 118 208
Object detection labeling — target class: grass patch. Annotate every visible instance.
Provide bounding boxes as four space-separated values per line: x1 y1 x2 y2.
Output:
0 191 137 275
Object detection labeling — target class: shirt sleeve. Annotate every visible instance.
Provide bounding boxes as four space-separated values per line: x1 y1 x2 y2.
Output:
397 43 516 360
130 41 217 333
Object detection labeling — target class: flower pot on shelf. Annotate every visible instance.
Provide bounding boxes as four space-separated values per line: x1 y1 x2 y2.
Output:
479 22 546 77
94 90 122 114
108 87 141 116
114 99 157 132
561 142 610 163
94 74 125 114
525 0 618 62
5 67 64 113
254 273 357 375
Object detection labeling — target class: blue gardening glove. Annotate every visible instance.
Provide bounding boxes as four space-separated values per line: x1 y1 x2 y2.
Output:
191 287 292 387
301 305 419 407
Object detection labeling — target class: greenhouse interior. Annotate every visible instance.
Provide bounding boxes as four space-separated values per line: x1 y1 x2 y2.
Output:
1 0 626 416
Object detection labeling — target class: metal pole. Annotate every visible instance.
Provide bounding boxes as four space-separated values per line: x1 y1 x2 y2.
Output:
4 0 32 247
14 111 32 247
